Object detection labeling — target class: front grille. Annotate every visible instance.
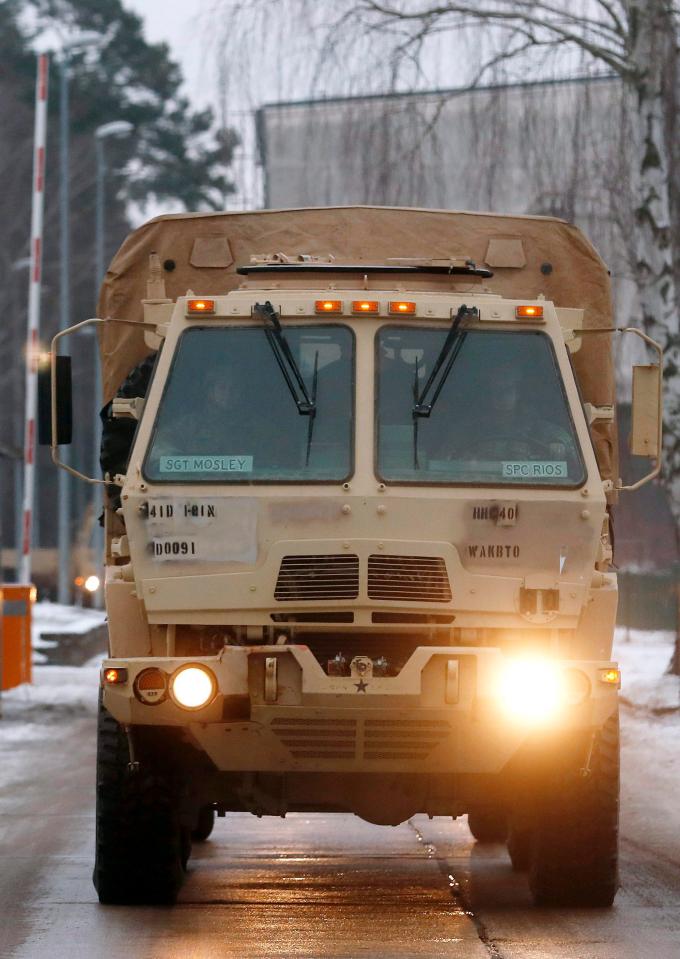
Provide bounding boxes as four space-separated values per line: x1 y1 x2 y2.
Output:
363 719 452 760
367 554 452 603
274 554 360 602
270 717 357 759
270 717 451 762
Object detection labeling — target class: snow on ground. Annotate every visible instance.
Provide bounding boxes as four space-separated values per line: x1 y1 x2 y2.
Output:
1 661 102 721
614 626 680 713
0 659 102 793
31 600 107 649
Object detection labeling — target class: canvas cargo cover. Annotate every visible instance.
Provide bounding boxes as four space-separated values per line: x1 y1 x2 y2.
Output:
98 205 617 482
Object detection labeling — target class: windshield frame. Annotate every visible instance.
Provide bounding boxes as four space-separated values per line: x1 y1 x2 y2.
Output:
142 322 356 486
374 324 588 490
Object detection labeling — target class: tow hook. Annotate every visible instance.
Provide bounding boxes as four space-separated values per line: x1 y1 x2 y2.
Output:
579 732 596 779
124 725 140 774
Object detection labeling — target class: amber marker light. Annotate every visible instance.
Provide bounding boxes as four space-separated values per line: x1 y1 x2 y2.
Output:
515 304 544 319
187 298 216 315
599 668 621 688
352 300 379 314
170 664 217 710
103 667 128 685
388 301 416 315
315 299 343 313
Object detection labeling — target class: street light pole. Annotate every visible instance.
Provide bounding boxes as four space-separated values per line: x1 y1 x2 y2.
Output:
92 121 133 607
19 53 49 587
57 52 72 605
56 32 100 604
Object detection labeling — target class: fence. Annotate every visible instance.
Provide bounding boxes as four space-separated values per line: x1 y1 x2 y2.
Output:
617 569 678 632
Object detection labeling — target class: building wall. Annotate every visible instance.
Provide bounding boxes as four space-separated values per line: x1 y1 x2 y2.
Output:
258 79 676 575
258 77 639 325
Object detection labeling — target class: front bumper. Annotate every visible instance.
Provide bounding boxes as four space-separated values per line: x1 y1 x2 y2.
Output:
102 645 619 775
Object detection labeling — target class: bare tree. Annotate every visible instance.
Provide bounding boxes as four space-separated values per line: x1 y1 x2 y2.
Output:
321 4 679 422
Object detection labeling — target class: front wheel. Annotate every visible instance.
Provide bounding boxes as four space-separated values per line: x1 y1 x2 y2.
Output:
506 822 532 871
192 805 216 842
529 711 620 907
467 807 508 843
93 697 186 905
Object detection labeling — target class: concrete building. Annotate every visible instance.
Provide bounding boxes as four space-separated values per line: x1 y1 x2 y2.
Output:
256 78 677 600
257 75 634 319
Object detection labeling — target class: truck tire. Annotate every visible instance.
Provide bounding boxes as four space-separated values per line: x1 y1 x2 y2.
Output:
506 823 532 871
192 806 216 842
528 712 619 907
467 807 508 843
93 697 185 905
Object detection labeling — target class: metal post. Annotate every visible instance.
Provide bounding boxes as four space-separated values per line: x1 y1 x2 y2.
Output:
19 53 49 586
92 135 105 606
57 54 72 605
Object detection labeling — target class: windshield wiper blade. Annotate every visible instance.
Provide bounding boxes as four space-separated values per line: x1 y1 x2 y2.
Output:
413 355 421 470
412 304 477 418
305 350 319 466
254 301 315 415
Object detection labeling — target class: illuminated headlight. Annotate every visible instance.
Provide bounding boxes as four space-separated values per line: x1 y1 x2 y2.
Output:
498 660 590 723
170 665 217 710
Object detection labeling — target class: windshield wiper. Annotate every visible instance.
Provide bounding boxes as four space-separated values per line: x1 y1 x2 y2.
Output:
413 304 477 418
253 301 315 415
305 350 319 466
411 304 477 469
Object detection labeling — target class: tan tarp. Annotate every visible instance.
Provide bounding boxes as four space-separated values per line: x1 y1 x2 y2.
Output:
98 205 617 482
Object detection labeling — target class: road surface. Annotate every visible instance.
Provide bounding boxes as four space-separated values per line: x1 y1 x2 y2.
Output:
1 708 679 959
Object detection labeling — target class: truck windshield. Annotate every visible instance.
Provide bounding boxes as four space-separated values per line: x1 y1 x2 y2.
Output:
144 325 353 483
377 327 586 486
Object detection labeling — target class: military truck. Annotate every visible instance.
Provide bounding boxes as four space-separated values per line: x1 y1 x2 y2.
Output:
41 207 662 907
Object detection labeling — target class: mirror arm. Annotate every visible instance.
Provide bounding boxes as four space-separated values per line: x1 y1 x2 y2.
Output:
578 327 663 492
50 317 160 486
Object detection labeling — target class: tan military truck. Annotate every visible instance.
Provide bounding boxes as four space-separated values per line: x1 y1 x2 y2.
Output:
41 207 662 907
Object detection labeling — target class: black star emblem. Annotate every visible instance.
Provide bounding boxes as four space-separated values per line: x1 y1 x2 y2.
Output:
354 680 369 693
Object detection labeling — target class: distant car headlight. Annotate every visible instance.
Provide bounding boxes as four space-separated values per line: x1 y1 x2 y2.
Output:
498 660 590 723
170 665 216 710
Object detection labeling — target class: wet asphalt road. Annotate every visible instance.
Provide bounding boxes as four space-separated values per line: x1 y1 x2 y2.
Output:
2 710 680 959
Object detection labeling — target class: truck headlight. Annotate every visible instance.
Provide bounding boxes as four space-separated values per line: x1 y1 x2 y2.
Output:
170 665 217 710
498 660 590 723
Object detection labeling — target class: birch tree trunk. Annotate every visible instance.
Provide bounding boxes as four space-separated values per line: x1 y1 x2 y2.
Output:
625 0 680 672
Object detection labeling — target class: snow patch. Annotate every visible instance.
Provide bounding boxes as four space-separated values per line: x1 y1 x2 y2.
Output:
1 663 102 728
31 601 106 643
29 601 107 664
614 627 680 713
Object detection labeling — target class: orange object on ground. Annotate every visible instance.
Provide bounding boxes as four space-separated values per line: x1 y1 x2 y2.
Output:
1 584 34 690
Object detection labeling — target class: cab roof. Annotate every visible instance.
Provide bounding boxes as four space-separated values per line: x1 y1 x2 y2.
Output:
98 206 616 482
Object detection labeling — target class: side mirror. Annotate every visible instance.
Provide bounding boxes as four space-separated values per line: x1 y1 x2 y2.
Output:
38 355 73 446
630 364 661 459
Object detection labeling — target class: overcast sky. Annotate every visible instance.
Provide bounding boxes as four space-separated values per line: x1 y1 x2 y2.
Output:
124 0 217 110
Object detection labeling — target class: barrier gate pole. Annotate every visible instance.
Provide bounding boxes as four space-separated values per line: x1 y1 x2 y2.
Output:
19 54 49 585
